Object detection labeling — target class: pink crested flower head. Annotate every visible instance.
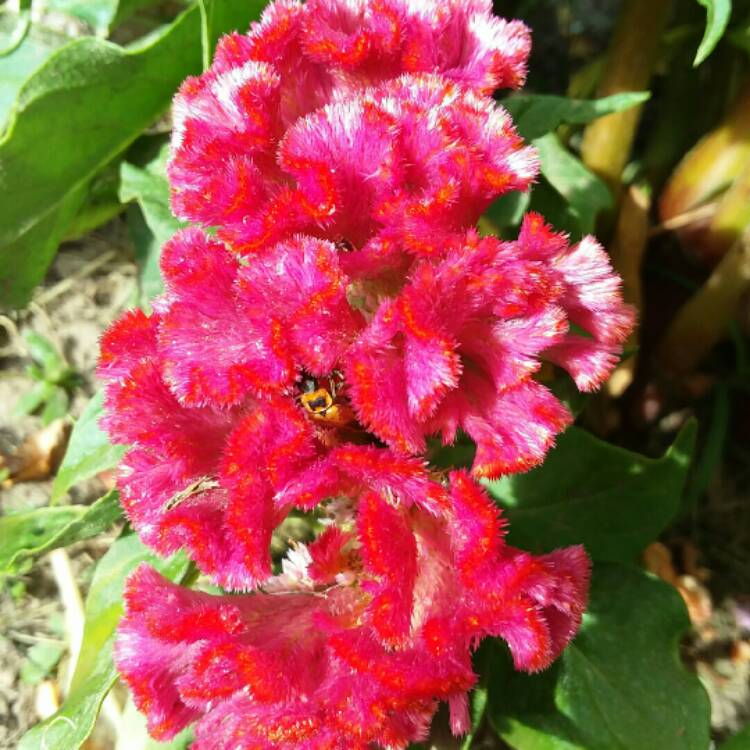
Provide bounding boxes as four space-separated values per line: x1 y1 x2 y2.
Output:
167 0 535 256
97 228 368 590
345 215 636 476
95 2 635 743
116 466 590 749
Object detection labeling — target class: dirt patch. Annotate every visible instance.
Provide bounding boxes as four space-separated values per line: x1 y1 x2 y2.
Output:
0 218 136 748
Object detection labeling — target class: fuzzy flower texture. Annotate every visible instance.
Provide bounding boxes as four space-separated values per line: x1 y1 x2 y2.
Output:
100 1 634 748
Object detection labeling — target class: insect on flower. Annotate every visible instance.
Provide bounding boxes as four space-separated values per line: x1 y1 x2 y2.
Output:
299 373 356 428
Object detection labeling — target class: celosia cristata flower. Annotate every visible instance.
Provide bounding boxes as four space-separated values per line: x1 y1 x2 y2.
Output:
116 470 589 749
346 214 636 475
99 229 446 588
97 0 636 744
168 0 533 255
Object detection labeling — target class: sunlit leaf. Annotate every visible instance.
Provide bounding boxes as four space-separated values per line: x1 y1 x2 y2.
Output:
51 390 126 503
45 0 164 34
14 381 55 417
533 133 612 234
0 0 266 309
489 563 711 750
119 142 185 304
694 0 732 66
20 642 65 685
40 386 70 425
505 91 651 141
0 491 122 574
0 11 69 127
485 422 696 562
19 535 191 750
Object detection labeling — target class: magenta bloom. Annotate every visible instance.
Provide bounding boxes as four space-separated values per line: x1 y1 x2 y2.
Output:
94 0 637 744
98 228 363 589
346 214 635 475
116 470 589 749
168 0 533 255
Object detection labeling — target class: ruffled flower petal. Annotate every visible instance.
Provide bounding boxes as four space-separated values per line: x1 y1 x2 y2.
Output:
116 470 588 749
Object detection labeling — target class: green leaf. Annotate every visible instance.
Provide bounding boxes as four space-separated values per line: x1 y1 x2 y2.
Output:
19 534 191 750
0 506 81 573
533 133 612 235
504 92 651 141
0 0 266 310
120 143 185 304
64 160 125 242
528 179 585 239
489 562 710 750
0 490 122 574
14 380 55 417
20 642 65 685
484 191 531 231
41 386 70 425
0 12 70 127
23 330 65 377
460 683 488 750
694 0 732 66
485 422 696 562
51 391 126 503
0 1 32 58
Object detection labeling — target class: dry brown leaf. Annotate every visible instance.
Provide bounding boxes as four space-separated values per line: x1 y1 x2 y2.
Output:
643 541 678 584
676 574 713 628
1 419 71 485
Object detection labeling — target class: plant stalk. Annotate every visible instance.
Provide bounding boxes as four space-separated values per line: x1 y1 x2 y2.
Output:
580 0 673 194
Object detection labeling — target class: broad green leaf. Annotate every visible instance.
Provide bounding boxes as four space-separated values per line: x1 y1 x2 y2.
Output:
2 181 88 310
0 12 70 128
504 92 651 141
0 0 266 309
485 422 696 562
694 0 732 66
533 133 612 235
120 143 185 303
0 506 81 573
51 390 126 503
489 562 711 750
19 534 191 750
0 490 122 574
